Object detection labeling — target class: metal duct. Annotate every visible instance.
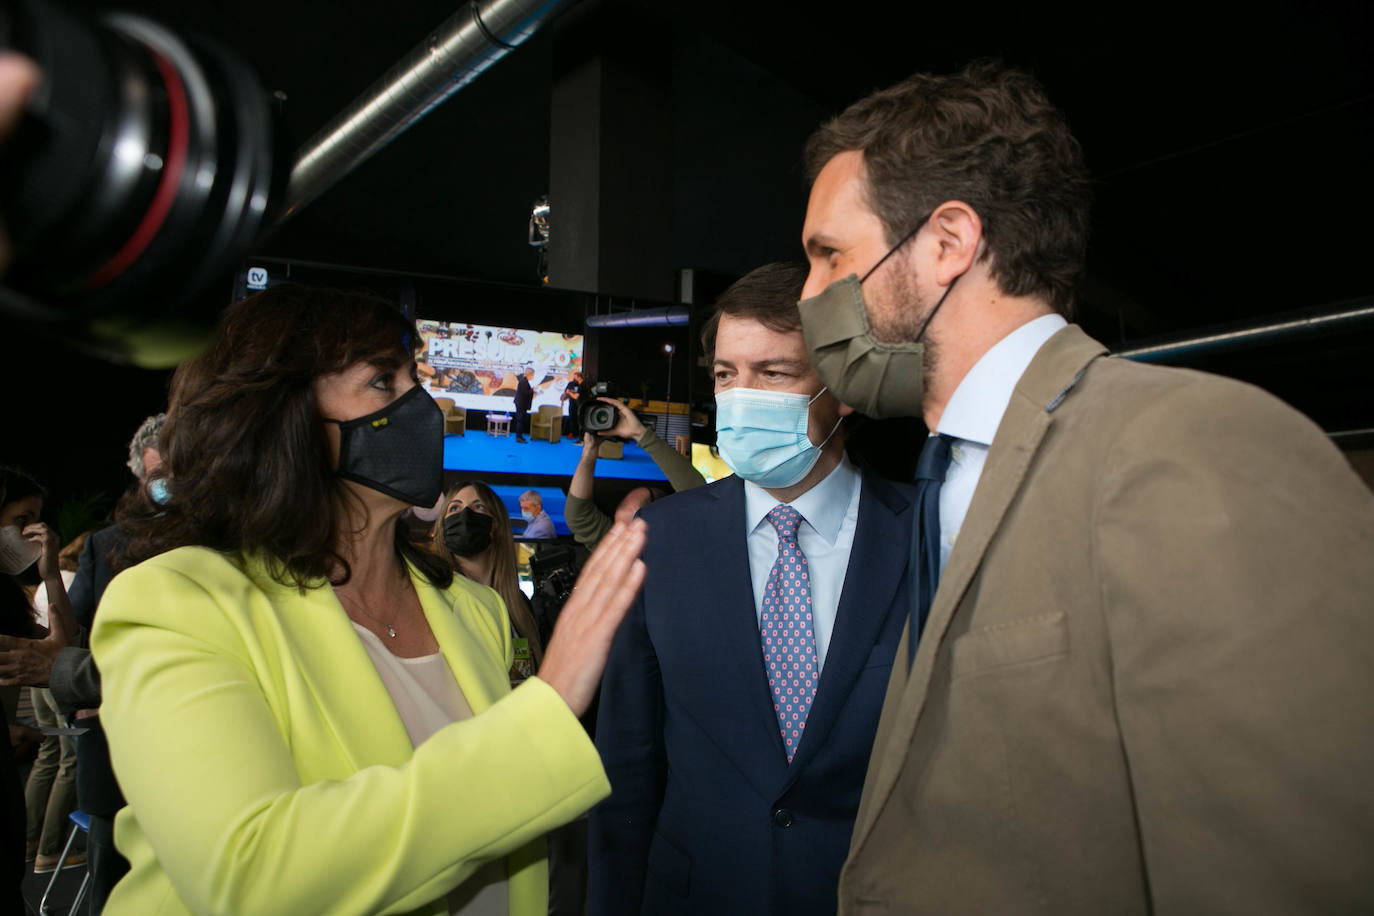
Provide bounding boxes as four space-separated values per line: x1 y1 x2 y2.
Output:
1114 298 1374 362
279 0 569 221
585 306 691 328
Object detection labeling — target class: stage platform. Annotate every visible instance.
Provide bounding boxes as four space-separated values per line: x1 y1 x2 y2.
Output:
441 432 670 482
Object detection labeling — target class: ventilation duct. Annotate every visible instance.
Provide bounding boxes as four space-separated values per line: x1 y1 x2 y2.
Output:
1114 298 1374 362
585 306 691 328
281 0 569 221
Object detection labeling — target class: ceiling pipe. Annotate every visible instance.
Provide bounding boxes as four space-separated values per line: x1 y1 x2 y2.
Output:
1113 297 1374 362
585 306 691 328
279 0 569 222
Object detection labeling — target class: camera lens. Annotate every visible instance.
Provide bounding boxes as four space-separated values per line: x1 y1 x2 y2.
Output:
0 0 282 366
584 402 616 432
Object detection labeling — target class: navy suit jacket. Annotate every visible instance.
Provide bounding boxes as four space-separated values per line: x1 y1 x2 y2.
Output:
589 468 914 916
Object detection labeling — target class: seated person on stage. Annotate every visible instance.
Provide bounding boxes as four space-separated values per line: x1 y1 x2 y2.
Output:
565 400 706 550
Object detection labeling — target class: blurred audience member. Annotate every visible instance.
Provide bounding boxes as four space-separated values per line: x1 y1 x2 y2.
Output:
434 481 545 679
519 490 556 539
0 414 166 911
566 400 706 550
25 531 87 874
0 466 76 899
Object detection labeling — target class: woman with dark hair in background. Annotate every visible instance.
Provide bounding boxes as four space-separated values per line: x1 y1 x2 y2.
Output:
433 481 543 680
91 285 646 916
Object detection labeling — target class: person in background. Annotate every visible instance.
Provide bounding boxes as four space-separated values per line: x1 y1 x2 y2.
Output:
565 399 706 550
518 490 556 540
798 61 1374 913
0 466 77 902
561 371 583 440
0 412 167 914
589 263 915 915
514 367 535 443
24 530 87 874
433 480 544 680
89 284 646 916
0 53 43 913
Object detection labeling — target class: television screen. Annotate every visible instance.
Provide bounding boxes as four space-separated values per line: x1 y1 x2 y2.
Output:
416 319 583 413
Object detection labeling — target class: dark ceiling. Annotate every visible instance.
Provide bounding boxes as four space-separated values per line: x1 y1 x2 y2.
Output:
8 0 1373 516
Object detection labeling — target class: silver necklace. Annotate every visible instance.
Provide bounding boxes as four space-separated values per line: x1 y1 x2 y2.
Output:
336 581 407 638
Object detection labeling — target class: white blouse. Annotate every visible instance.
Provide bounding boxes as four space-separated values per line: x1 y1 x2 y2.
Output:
353 623 509 916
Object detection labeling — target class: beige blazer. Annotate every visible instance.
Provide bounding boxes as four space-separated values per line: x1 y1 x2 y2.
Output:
840 326 1374 914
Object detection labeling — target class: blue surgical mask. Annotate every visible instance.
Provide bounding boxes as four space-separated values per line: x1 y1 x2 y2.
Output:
148 478 171 505
714 387 842 489
521 509 535 522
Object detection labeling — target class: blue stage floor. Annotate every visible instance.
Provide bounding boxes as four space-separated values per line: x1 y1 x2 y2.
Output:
442 432 670 482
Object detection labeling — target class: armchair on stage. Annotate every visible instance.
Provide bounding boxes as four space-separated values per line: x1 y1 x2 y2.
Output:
433 397 466 436
531 405 562 443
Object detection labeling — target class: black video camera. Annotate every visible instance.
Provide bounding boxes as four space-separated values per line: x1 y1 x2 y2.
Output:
528 543 579 646
578 380 621 433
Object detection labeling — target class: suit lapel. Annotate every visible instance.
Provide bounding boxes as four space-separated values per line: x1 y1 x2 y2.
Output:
693 477 791 789
784 474 911 786
851 325 1108 848
415 572 505 715
252 561 414 770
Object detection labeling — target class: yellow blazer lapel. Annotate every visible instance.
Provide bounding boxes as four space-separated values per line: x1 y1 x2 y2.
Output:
852 325 1107 849
412 571 509 716
248 558 415 770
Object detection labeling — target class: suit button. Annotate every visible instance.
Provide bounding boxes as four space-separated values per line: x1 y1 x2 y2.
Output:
772 808 794 828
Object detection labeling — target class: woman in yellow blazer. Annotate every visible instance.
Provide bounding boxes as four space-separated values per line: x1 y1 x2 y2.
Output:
91 285 646 916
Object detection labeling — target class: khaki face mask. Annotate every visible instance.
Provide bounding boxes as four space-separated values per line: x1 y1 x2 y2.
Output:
797 215 959 419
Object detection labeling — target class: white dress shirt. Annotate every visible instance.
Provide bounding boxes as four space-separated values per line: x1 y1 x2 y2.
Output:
743 452 861 672
934 314 1067 573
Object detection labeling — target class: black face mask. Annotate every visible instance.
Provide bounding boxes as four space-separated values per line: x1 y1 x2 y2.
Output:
326 385 445 507
443 507 494 557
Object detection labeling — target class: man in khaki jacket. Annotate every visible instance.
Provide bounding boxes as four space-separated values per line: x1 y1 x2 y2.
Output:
796 61 1374 914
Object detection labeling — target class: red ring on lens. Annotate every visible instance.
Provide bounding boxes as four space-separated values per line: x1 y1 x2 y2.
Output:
84 49 189 291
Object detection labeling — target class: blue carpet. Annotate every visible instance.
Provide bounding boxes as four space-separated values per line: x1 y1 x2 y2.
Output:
442 432 671 482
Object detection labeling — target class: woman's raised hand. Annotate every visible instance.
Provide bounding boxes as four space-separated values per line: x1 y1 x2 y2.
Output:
537 518 647 716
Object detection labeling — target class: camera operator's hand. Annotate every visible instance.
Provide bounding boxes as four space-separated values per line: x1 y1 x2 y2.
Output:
0 53 40 274
599 398 646 441
537 518 647 717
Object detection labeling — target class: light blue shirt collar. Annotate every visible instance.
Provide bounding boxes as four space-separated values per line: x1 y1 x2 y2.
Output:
743 450 858 544
937 314 1067 446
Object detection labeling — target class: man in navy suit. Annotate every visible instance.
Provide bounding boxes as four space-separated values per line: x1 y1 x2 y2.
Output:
589 263 914 916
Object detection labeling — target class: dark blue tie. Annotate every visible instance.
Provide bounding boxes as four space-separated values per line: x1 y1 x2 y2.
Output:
909 434 955 666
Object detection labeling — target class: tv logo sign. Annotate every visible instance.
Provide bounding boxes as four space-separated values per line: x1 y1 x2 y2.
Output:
246 267 269 290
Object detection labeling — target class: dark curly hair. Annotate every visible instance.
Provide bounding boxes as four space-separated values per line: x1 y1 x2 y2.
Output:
117 284 452 591
805 60 1092 317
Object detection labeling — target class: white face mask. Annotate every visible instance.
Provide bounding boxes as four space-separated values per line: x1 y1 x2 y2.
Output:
0 525 40 576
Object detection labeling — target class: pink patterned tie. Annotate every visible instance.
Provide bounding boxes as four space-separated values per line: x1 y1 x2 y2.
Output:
761 505 818 763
